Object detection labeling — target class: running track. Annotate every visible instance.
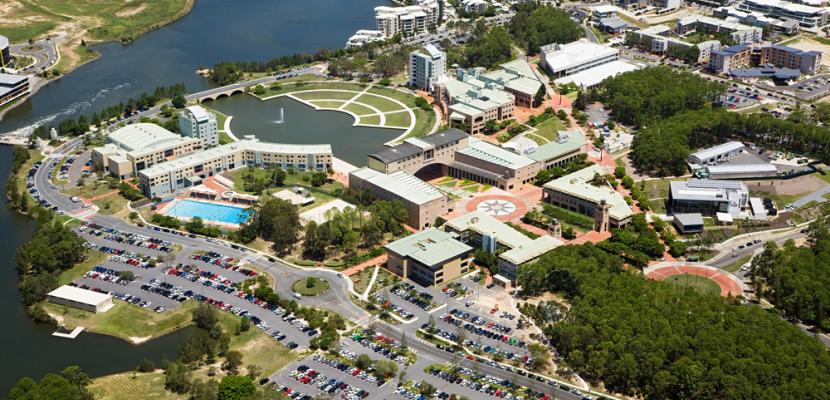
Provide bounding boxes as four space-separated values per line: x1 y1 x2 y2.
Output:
646 264 744 297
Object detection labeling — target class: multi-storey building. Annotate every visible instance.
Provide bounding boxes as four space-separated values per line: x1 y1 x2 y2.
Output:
0 35 10 68
385 228 474 286
179 105 219 147
408 44 446 92
761 44 822 74
710 43 821 74
675 14 763 44
92 123 203 180
709 44 754 73
668 179 749 216
539 39 620 78
542 164 634 228
375 0 441 37
0 73 29 108
349 167 451 229
138 137 331 198
737 0 828 27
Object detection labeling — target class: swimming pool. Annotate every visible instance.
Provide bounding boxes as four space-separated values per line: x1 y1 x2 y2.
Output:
165 200 252 225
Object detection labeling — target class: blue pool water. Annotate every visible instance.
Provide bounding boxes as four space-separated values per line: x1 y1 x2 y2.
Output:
166 200 252 224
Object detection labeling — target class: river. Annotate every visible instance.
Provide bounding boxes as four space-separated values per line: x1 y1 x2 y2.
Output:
0 0 383 393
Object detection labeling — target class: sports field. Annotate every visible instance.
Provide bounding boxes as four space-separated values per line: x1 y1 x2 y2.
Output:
664 273 722 296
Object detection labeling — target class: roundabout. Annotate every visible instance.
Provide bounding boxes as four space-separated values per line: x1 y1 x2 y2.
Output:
292 277 331 296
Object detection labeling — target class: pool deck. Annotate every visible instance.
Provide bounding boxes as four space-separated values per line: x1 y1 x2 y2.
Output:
157 198 252 229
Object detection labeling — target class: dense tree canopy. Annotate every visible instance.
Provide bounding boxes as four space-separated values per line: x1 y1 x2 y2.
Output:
630 107 830 175
752 217 830 330
594 67 725 128
509 5 584 54
518 244 830 399
460 22 513 69
8 366 93 400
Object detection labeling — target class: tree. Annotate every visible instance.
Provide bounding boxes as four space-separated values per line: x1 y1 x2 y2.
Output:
509 5 584 55
193 303 218 329
355 354 373 370
237 316 251 334
137 358 156 372
223 351 244 373
373 359 398 379
533 84 546 108
165 361 192 394
172 94 186 108
256 199 301 255
310 171 327 187
302 221 327 261
271 167 287 186
217 375 256 400
190 379 219 400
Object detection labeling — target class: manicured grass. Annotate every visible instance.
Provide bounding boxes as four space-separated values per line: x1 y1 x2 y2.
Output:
93 193 130 215
533 117 566 141
43 300 199 342
642 179 672 199
292 277 330 296
65 182 118 198
262 81 365 98
215 308 295 375
526 132 549 145
293 90 359 101
343 102 377 116
408 108 436 138
89 371 184 400
384 110 412 128
354 94 406 113
351 266 376 295
367 86 419 108
219 131 235 145
663 274 722 296
371 267 400 295
308 100 346 109
58 249 107 286
358 114 381 126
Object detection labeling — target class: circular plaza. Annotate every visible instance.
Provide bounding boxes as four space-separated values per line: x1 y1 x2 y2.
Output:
645 262 748 298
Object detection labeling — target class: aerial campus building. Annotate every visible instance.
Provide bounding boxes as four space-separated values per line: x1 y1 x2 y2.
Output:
374 0 442 38
384 228 474 286
47 285 114 313
709 44 822 75
542 164 634 228
443 211 562 285
0 35 10 68
688 141 745 166
541 39 642 89
631 25 723 63
737 0 828 27
713 6 800 34
179 105 219 147
139 137 332 198
0 72 29 108
433 59 543 134
668 179 750 216
92 123 204 180
348 167 450 229
674 14 764 44
408 44 447 92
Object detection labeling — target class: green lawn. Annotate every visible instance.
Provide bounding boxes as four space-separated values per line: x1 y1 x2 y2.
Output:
532 117 566 141
93 193 130 215
219 131 235 145
90 372 184 400
367 86 420 108
663 274 721 296
358 115 381 125
44 300 199 342
354 94 407 113
308 100 346 109
723 255 752 273
0 21 56 42
293 90 359 101
642 179 673 199
343 102 376 116
351 266 376 295
261 81 365 99
408 108 436 138
292 277 330 296
58 249 108 286
526 133 548 145
384 111 412 128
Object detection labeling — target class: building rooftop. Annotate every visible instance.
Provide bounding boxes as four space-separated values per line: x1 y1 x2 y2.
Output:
526 130 587 162
703 163 779 174
504 76 543 96
600 16 630 30
554 60 640 88
0 72 27 86
669 179 748 202
385 228 473 267
351 167 444 205
543 164 633 221
690 141 745 162
139 138 331 179
108 123 193 153
48 285 112 306
184 105 211 123
674 213 704 226
420 128 469 148
458 138 536 170
445 211 562 264
678 13 759 32
742 0 825 14
541 40 618 74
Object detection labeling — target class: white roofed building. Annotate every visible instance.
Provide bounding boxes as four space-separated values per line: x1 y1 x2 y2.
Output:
542 164 633 228
48 285 114 313
669 179 749 216
554 60 641 89
539 39 620 78
688 141 745 166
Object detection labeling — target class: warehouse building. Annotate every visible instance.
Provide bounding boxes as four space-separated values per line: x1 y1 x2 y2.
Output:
92 123 204 180
47 285 114 313
443 211 562 285
348 167 450 229
669 179 749 216
688 141 745 166
542 164 634 229
697 163 780 179
385 228 474 286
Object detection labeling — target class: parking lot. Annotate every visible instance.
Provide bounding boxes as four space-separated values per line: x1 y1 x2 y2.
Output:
722 87 760 109
757 74 830 101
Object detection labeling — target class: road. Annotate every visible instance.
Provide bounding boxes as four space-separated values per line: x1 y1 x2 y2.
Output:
184 66 322 102
32 136 609 400
9 32 64 73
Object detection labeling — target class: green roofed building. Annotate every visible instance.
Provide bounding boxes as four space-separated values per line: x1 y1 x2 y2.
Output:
385 228 474 286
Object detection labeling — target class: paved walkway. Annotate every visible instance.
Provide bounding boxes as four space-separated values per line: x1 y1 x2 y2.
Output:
341 254 387 277
360 265 381 300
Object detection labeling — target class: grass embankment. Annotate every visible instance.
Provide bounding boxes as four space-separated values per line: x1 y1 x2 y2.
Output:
722 255 753 273
0 0 194 74
292 277 330 296
57 249 108 285
43 300 199 343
